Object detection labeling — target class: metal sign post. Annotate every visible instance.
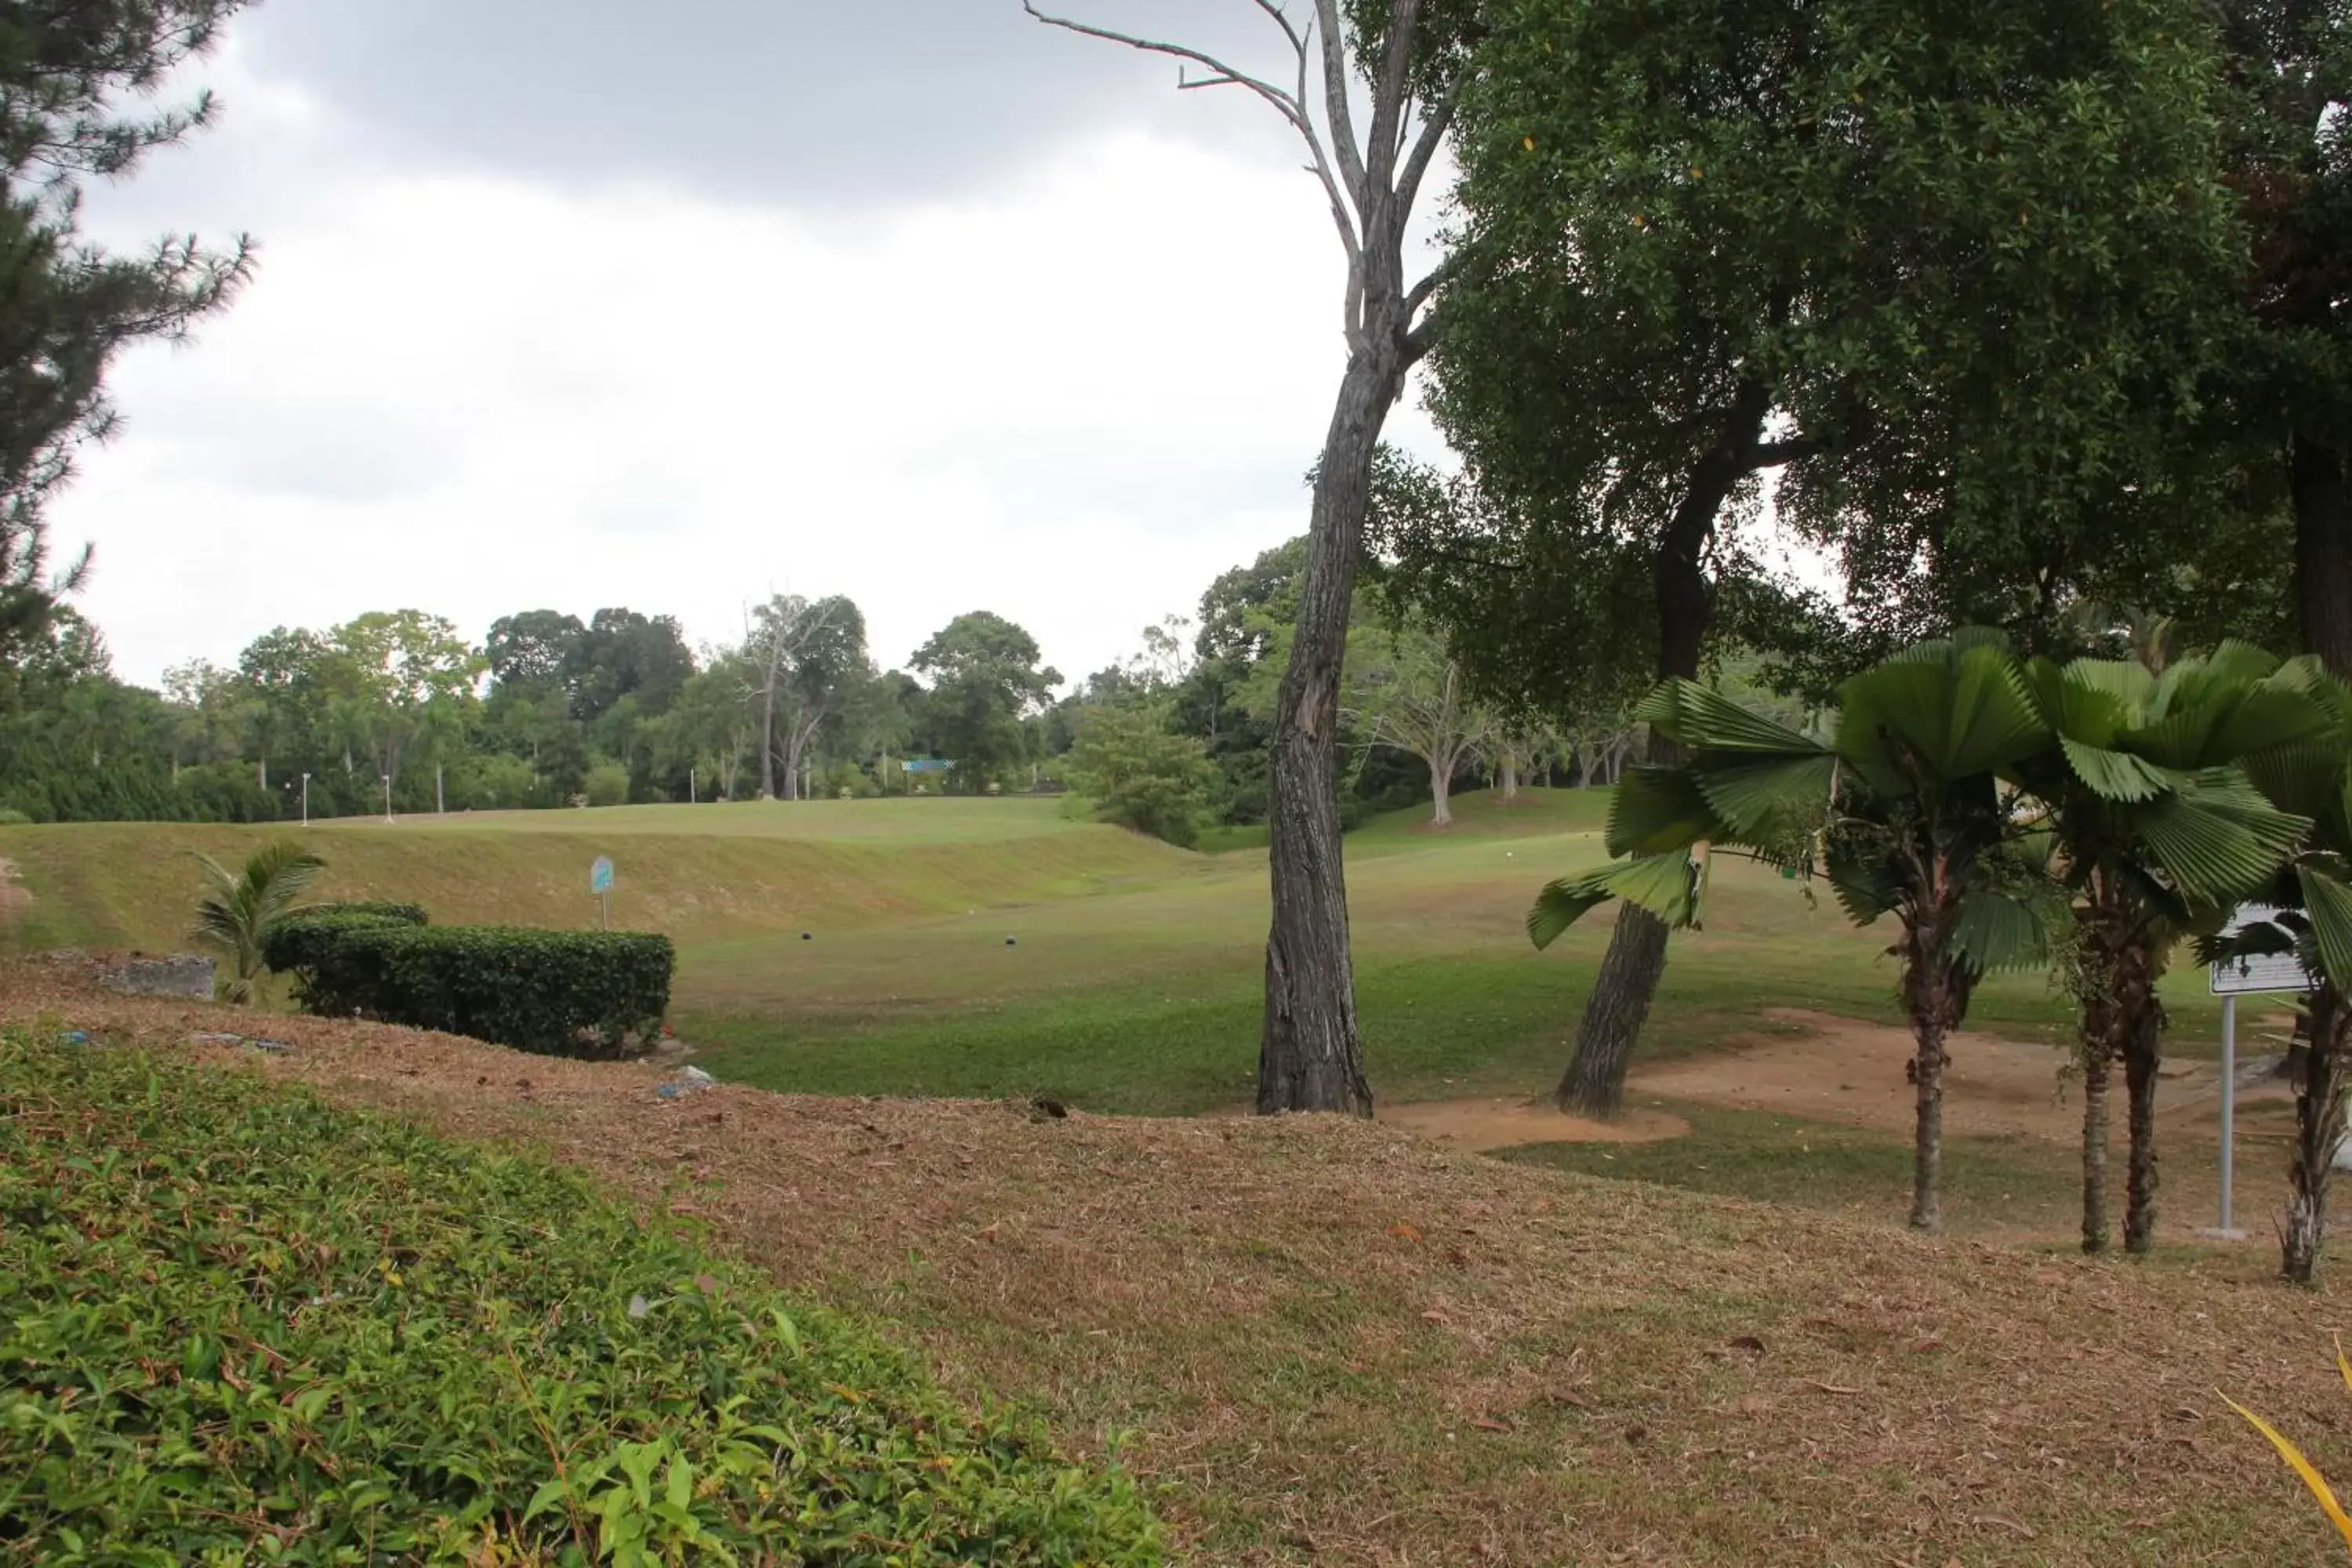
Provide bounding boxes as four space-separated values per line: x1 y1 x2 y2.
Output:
590 855 615 931
2205 902 2314 1240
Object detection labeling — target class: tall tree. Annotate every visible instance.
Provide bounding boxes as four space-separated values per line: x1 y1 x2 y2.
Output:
911 610 1060 790
1342 604 1490 825
1417 0 2245 1114
1027 2 1476 1116
746 594 866 800
0 1 256 672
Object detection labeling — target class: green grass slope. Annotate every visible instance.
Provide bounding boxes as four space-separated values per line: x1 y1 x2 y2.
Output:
0 1023 1162 1563
0 800 1192 953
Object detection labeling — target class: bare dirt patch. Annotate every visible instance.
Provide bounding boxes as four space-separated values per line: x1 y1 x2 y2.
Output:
1 967 2335 1566
1379 1095 1688 1152
1628 1006 2285 1144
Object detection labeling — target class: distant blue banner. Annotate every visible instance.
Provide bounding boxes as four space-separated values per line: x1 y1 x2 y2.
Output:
900 759 955 773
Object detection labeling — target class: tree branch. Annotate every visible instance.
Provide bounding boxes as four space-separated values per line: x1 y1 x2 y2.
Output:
1311 0 1370 207
1395 65 1464 219
1362 0 1425 187
1025 4 1308 129
1750 437 1817 470
1028 1 1363 279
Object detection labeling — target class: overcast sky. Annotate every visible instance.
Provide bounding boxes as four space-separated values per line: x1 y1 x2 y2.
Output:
62 1 1454 690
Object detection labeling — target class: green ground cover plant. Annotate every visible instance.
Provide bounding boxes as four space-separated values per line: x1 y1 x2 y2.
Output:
0 1025 1163 1566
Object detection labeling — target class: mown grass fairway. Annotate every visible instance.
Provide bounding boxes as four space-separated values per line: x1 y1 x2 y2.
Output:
1 786 2248 1122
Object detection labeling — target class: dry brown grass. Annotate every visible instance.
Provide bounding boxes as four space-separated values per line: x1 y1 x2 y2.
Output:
6 957 2347 1566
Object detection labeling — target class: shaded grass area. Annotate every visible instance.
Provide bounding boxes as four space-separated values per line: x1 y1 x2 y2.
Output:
1497 1102 2085 1235
0 1023 1161 1563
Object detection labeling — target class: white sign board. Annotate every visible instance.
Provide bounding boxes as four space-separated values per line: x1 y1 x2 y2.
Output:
2210 902 2314 996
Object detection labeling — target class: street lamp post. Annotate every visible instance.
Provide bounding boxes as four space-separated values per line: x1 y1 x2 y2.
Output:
300 772 310 826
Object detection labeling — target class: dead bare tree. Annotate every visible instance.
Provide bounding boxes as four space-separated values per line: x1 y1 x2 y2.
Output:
1028 0 1468 1116
743 593 843 800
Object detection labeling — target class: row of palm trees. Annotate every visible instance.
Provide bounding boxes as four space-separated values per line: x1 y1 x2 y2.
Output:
1534 632 2352 1283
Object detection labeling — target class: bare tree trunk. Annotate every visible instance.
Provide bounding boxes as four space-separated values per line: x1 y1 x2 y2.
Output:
2122 1002 2162 1254
258 757 267 791
1557 383 1774 1116
1554 900 1670 1116
1261 348 1396 1117
1911 1004 1948 1233
2285 988 2350 1283
434 762 445 815
2292 434 2352 674
1501 750 1519 800
1428 757 1453 825
2080 1045 2112 1254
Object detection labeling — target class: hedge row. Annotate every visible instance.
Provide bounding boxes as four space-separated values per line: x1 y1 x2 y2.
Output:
265 907 673 1059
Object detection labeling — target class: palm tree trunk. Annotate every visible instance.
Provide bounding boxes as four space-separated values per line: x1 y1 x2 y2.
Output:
2080 1044 2112 1254
2122 1004 2163 1254
2285 986 2350 1283
1910 1000 1950 1233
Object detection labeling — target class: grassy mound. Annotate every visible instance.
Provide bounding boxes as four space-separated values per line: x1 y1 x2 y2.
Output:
0 1025 1162 1565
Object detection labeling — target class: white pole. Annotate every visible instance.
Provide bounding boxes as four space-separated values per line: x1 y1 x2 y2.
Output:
383 775 394 825
300 773 310 826
2217 993 2238 1233
690 766 697 805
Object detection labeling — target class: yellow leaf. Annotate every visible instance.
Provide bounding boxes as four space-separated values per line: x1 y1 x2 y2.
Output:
1523 135 1536 151
2335 1332 2352 1396
2223 1394 2352 1550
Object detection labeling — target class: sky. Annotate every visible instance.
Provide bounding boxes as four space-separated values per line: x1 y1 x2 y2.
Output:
60 1 1457 691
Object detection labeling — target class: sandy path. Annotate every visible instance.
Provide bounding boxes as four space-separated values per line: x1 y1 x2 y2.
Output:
1381 1007 2303 1152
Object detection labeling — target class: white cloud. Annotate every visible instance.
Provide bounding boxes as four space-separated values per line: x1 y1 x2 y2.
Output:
57 43 1453 691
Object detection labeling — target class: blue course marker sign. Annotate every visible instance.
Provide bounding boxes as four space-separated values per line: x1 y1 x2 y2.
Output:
590 856 615 895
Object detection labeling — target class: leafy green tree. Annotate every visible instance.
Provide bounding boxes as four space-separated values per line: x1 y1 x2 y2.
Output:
1417 0 2247 1116
0 1 256 675
189 840 325 1004
1533 637 2057 1229
2016 647 2318 1254
1066 702 1215 848
485 610 584 694
911 612 1060 792
1342 610 1490 827
329 611 483 797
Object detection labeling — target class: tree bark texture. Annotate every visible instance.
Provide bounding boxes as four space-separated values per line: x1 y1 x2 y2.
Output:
2079 1046 2112 1254
2292 434 2352 676
1558 383 1774 1116
1910 1002 1949 1233
1554 896 1671 1116
1261 333 1405 1116
2122 997 2163 1254
1428 762 1453 826
2284 986 2350 1283
1500 752 1519 799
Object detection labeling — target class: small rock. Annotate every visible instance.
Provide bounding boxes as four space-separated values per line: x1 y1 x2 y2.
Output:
243 1039 292 1054
1005 936 1018 946
681 1066 715 1087
1030 1094 1068 1120
189 1031 243 1047
801 931 812 941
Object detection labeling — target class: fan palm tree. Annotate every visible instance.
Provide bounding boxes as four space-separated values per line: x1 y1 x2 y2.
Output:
2013 645 2319 1255
2207 659 2352 1282
1531 633 2057 1232
190 841 326 1004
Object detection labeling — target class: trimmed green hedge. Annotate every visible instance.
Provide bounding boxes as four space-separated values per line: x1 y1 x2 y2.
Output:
0 1025 1166 1563
271 916 674 1059
263 903 430 989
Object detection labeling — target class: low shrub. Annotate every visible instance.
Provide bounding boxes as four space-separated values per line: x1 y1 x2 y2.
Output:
284 921 675 1059
261 903 427 992
0 1026 1166 1563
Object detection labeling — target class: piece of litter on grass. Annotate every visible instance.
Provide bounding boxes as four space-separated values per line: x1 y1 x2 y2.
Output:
682 1065 714 1087
627 1294 651 1319
656 1083 681 1100
244 1039 292 1054
189 1032 242 1046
